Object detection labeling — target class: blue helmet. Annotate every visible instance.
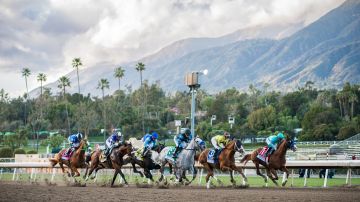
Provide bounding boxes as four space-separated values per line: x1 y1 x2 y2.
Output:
152 132 159 139
77 133 83 140
277 132 285 140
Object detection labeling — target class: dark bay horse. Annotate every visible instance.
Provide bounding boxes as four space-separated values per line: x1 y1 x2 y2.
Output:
129 144 165 183
84 142 134 186
49 139 88 177
240 138 297 186
199 139 247 189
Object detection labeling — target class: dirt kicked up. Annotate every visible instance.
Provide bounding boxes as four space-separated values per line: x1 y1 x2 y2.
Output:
0 182 359 202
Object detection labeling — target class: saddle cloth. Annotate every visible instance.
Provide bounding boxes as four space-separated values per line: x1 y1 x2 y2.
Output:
207 149 220 164
256 146 269 162
61 148 73 160
164 146 176 161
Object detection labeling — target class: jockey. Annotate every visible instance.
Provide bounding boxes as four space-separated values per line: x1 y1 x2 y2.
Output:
142 131 159 157
211 131 231 157
104 129 123 158
265 132 285 158
65 133 83 157
172 128 192 158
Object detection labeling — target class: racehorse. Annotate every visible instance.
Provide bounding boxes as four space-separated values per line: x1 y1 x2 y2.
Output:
198 139 246 189
158 137 205 185
240 137 297 186
128 143 165 182
49 139 88 177
83 142 134 186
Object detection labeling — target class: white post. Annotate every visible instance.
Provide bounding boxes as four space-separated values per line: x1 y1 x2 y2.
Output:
242 169 246 185
323 169 329 187
348 168 352 186
291 169 294 187
51 168 56 183
265 176 268 187
303 169 308 187
0 168 3 180
16 168 20 181
346 168 350 185
198 168 203 186
281 172 286 185
30 168 35 179
12 168 17 181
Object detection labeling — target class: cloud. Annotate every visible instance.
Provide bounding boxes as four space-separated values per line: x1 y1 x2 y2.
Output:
0 0 345 97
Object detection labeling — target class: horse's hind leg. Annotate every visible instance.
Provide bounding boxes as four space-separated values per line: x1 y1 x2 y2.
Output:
203 164 214 189
159 162 167 182
255 163 267 184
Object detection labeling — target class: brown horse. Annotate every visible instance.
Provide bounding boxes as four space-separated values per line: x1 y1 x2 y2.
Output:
84 142 133 186
199 139 247 188
49 139 88 177
240 138 297 186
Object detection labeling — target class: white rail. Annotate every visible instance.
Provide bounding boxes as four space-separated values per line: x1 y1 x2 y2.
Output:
0 160 359 187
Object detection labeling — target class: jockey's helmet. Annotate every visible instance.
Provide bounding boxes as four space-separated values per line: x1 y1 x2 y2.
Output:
224 131 230 138
184 128 191 136
77 133 83 140
152 132 159 139
277 132 285 140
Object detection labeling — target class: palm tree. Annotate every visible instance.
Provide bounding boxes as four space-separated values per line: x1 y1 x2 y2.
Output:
114 66 125 91
97 78 110 141
21 68 31 124
37 73 47 119
72 58 82 95
135 62 145 87
58 76 71 134
349 92 358 119
135 62 146 133
58 76 71 97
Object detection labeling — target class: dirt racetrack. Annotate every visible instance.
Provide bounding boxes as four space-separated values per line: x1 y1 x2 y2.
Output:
0 182 359 202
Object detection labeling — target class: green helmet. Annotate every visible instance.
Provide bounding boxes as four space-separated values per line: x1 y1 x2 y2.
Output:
277 132 285 140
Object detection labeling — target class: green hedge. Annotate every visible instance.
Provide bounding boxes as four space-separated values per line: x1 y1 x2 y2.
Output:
14 148 26 155
0 147 13 158
27 150 37 154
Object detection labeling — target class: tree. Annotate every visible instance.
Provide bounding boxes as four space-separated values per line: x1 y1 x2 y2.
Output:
72 58 82 95
58 76 71 135
97 78 109 141
135 62 145 86
37 73 47 119
114 66 125 91
41 135 65 148
21 68 31 125
135 62 146 133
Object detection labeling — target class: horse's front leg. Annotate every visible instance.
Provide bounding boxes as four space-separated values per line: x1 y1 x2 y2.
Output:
230 164 247 185
131 161 144 178
118 168 128 186
159 161 167 182
268 168 279 186
280 166 290 187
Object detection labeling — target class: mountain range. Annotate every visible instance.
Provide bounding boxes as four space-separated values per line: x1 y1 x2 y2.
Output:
39 0 360 97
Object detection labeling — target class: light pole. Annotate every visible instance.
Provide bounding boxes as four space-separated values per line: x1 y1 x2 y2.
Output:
185 69 208 136
210 115 216 126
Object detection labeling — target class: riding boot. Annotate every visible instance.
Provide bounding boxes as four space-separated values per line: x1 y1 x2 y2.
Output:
172 147 181 158
142 148 148 157
264 147 274 163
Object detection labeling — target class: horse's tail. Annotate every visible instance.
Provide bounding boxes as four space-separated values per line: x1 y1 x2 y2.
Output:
49 158 58 167
240 154 251 165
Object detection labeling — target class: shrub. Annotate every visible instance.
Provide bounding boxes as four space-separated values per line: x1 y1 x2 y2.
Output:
0 147 13 158
14 148 26 154
337 126 356 140
27 150 37 154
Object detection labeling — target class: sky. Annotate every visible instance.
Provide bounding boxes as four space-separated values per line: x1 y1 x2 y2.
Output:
0 0 345 98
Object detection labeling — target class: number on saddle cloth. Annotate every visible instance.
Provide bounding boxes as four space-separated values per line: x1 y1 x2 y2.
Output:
207 149 218 164
256 146 269 162
166 147 176 158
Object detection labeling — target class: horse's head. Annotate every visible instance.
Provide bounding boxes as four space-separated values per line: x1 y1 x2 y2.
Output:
122 141 133 155
154 143 165 153
286 139 297 152
234 139 245 154
194 137 206 151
